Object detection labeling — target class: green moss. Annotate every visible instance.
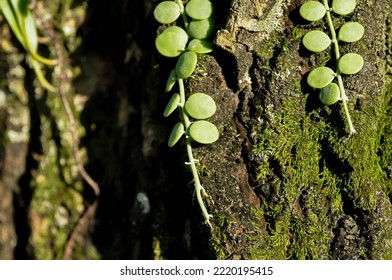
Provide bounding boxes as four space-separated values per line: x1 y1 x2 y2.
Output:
30 109 93 259
245 0 392 259
250 71 392 259
209 213 234 259
251 95 342 259
291 27 306 41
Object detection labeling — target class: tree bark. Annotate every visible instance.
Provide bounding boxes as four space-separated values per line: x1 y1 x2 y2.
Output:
0 0 391 260
197 0 392 259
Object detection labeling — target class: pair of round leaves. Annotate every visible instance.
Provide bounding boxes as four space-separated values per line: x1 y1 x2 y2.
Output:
300 0 357 22
307 53 364 88
155 27 214 58
164 92 216 120
166 93 218 146
168 120 219 146
302 22 364 52
184 93 218 145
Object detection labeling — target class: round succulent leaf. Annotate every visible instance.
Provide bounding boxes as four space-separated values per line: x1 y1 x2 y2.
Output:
332 0 356 15
338 22 364 43
185 0 214 20
185 93 216 119
175 51 197 79
307 66 335 88
302 30 331 52
189 120 219 144
168 122 185 147
155 26 188 57
299 1 326 22
187 39 214 53
163 93 180 117
319 83 340 105
165 69 177 92
153 1 181 24
338 53 364 75
188 17 215 39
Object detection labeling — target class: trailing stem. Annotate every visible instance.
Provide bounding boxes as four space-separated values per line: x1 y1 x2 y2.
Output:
178 78 212 227
322 0 356 135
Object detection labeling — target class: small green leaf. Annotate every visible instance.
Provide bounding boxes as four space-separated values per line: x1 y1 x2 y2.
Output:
189 120 219 144
307 67 335 88
302 30 331 52
332 0 356 16
163 93 181 117
338 22 364 43
319 83 340 105
338 53 364 75
23 8 38 50
165 69 177 92
299 1 326 22
185 0 214 20
175 51 197 79
168 122 185 147
185 93 216 119
1 0 56 66
187 39 214 53
155 26 188 57
153 1 181 24
188 17 215 39
0 0 25 45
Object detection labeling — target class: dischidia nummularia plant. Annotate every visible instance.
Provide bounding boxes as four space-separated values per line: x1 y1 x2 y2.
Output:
154 0 217 227
300 0 365 135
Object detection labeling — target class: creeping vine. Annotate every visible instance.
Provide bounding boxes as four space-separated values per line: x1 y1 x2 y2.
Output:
300 0 365 135
153 0 217 226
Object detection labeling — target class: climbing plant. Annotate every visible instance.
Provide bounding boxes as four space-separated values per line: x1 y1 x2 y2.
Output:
153 0 217 226
300 0 365 135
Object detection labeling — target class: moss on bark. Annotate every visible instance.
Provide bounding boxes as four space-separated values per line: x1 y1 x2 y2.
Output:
187 0 392 259
0 0 391 260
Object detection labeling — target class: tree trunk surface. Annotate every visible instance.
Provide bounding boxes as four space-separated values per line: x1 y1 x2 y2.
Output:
0 0 391 260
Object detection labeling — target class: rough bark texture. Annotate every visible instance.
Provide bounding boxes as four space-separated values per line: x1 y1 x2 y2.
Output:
202 0 392 259
0 0 391 260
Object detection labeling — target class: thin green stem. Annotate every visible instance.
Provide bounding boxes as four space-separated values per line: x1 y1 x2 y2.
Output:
178 78 212 227
337 75 356 134
322 0 356 135
176 0 189 33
